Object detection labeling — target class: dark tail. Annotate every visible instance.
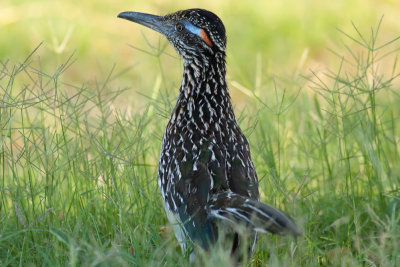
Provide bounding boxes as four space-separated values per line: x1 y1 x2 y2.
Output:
208 192 301 236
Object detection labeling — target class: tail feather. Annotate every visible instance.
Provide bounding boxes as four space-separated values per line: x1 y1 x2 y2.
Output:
208 192 301 236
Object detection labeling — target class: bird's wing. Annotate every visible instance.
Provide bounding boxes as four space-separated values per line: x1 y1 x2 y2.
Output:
174 158 218 249
229 155 259 199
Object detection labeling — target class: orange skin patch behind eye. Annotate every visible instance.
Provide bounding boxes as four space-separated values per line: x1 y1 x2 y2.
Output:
200 29 213 47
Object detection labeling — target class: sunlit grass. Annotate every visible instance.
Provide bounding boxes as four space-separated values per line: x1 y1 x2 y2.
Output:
2 0 399 106
1 1 400 266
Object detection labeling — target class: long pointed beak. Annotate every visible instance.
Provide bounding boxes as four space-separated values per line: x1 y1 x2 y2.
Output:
118 11 166 35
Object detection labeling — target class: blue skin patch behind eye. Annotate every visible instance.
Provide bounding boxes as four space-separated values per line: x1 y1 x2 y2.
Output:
182 21 201 37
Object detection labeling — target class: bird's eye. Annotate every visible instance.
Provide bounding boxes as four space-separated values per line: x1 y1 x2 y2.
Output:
175 22 185 32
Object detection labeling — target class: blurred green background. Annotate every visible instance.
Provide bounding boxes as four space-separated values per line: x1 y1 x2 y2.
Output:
1 1 400 265
2 0 399 109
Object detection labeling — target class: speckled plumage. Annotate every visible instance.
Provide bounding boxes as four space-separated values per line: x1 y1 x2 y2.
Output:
118 8 300 261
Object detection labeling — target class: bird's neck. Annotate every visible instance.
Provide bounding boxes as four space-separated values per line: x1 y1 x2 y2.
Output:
168 52 236 130
179 52 229 100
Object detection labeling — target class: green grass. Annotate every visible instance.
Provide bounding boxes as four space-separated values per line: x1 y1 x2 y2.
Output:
1 7 400 267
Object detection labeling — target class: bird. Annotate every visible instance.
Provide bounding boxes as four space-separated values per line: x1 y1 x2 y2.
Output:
118 8 300 262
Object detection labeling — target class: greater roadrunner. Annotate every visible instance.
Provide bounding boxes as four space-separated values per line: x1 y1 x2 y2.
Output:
118 8 300 261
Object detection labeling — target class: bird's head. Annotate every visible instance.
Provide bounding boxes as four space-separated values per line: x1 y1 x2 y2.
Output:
118 9 226 61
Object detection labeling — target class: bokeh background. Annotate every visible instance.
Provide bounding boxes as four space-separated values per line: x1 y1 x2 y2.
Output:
1 0 400 265
2 0 399 110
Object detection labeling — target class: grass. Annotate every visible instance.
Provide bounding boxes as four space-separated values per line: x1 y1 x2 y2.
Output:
1 7 400 267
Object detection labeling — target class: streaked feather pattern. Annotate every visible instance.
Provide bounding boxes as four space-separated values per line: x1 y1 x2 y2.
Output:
118 8 300 263
209 192 301 236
